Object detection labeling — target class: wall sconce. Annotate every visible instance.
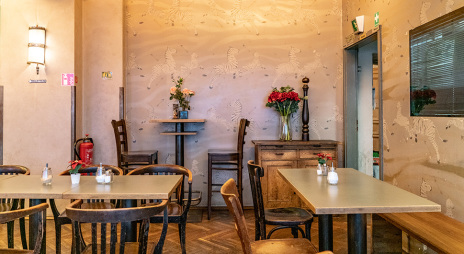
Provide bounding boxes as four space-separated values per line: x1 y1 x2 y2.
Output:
27 26 46 75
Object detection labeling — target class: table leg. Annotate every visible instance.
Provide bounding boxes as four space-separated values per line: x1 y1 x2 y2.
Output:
318 214 333 251
348 214 367 254
29 199 46 254
175 122 185 166
122 199 138 242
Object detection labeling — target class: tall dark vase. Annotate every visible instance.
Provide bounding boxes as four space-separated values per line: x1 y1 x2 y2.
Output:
302 77 310 141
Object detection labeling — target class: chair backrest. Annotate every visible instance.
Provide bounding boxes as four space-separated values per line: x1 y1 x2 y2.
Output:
111 119 129 167
221 178 253 254
0 165 30 175
247 160 266 240
58 164 124 176
128 164 193 210
237 119 250 156
0 203 48 254
66 199 168 254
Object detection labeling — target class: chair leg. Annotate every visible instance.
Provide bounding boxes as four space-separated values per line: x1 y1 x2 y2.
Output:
291 227 299 238
305 221 312 241
7 221 14 248
207 155 212 220
178 222 187 254
56 223 62 254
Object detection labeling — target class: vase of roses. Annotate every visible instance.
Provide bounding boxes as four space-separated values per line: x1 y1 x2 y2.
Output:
68 160 86 184
317 153 332 176
169 77 195 119
266 86 302 141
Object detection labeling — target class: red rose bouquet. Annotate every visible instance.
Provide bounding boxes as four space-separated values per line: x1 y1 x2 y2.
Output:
266 86 302 116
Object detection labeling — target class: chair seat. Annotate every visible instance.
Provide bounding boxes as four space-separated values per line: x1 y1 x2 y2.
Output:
264 207 313 225
250 238 318 254
208 149 239 155
58 202 116 222
81 242 155 254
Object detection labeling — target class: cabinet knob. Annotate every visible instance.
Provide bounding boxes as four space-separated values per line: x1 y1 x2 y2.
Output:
275 153 284 156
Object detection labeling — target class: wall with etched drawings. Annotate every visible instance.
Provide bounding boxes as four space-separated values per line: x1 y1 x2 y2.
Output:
124 0 343 206
342 0 464 222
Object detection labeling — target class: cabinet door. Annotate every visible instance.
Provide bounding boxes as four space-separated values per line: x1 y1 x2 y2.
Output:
261 160 300 208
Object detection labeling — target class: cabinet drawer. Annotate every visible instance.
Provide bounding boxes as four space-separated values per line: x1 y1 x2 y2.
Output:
299 149 335 159
261 150 297 160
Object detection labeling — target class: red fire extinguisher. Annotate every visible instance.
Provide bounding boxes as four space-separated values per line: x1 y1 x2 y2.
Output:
74 134 94 165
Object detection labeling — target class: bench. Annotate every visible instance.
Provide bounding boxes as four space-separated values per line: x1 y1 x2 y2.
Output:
379 212 464 253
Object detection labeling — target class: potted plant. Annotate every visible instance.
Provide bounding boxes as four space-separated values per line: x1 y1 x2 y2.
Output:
169 77 195 119
266 86 302 141
68 160 86 184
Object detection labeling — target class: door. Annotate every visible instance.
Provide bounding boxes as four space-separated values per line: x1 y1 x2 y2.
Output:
344 27 383 179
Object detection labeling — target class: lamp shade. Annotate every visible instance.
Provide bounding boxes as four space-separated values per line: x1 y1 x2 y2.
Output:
28 26 45 65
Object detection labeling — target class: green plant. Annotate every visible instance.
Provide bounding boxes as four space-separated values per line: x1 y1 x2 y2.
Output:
317 153 332 165
169 77 195 111
68 160 86 174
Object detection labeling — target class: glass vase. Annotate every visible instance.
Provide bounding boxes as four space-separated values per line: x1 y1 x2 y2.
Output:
279 115 292 141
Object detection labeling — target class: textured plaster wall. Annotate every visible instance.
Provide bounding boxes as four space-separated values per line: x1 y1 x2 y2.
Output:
0 0 75 173
81 0 123 165
125 0 343 206
342 0 464 222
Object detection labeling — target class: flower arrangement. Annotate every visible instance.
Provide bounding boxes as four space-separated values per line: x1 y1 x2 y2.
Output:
266 86 302 116
410 86 436 115
68 160 86 174
169 77 195 111
317 153 332 165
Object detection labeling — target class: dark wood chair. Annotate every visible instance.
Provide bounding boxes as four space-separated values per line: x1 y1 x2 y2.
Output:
207 118 250 220
49 165 124 254
0 165 30 249
248 160 314 240
111 119 158 174
128 164 193 254
221 178 332 254
0 203 48 254
66 199 169 254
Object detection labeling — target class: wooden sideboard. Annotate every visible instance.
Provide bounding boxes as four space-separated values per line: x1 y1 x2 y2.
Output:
252 140 338 208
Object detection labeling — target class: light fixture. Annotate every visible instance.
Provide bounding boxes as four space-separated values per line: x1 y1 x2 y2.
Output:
28 25 46 75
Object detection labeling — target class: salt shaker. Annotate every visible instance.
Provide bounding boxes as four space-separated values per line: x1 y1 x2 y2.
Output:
104 170 114 184
96 163 105 183
41 163 52 185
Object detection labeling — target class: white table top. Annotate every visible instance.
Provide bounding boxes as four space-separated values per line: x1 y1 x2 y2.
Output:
0 175 182 200
278 168 441 215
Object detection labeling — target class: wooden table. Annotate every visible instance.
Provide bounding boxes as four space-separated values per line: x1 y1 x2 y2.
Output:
0 174 182 253
150 119 205 166
278 168 441 254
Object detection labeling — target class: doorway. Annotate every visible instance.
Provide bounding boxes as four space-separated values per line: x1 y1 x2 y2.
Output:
343 27 383 180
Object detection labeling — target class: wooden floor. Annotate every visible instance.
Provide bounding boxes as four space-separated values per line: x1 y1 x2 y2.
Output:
0 209 358 253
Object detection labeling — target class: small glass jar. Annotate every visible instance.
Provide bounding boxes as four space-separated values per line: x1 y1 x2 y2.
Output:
96 163 105 184
104 170 114 184
41 164 52 185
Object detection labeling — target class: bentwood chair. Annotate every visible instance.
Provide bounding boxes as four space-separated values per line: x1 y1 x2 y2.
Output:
0 165 30 249
207 118 250 219
128 164 193 254
248 161 313 240
50 165 124 254
221 179 332 254
0 203 48 254
111 119 158 174
66 199 169 254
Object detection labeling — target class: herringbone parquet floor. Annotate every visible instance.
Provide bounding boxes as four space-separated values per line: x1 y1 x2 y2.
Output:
0 209 355 253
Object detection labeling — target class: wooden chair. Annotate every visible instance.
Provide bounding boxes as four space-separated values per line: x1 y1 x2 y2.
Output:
128 164 193 254
207 118 250 220
111 119 158 174
221 178 332 254
248 160 313 240
49 165 124 254
0 203 48 254
66 199 169 254
0 165 30 249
